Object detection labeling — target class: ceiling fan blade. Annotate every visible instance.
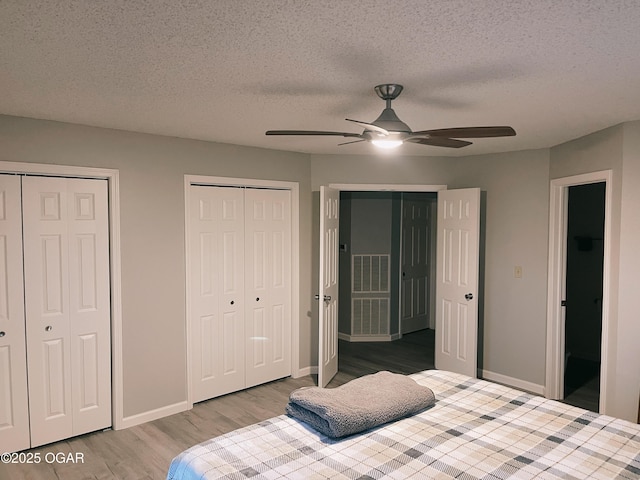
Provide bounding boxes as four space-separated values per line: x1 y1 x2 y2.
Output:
406 137 472 148
411 126 516 138
265 130 363 138
338 139 367 146
344 119 389 136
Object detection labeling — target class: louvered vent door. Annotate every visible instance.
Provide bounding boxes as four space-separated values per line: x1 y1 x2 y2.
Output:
351 254 390 337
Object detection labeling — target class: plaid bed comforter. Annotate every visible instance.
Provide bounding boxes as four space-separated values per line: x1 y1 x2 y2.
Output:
167 370 640 479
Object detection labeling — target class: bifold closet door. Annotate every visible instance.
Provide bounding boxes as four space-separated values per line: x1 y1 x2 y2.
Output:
0 175 30 453
190 185 292 402
244 188 291 388
190 186 245 402
22 176 111 447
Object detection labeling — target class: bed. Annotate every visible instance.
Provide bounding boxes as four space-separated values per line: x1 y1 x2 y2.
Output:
167 370 640 479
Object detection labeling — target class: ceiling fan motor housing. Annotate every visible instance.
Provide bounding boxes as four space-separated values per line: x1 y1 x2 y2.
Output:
371 108 411 134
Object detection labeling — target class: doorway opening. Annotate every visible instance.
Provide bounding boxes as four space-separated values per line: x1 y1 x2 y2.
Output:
335 190 437 380
318 183 482 387
545 170 612 414
563 182 605 411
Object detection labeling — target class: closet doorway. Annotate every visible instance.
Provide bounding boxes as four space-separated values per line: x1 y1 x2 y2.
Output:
184 175 300 407
0 162 122 453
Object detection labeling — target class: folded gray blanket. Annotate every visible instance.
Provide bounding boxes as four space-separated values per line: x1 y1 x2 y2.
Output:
286 371 435 438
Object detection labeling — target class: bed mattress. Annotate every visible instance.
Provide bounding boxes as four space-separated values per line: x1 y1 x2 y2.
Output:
167 370 640 479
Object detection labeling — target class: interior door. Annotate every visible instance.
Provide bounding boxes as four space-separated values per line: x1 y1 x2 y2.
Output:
190 186 245 402
23 176 111 447
0 175 30 453
244 188 291 388
401 197 430 334
318 186 339 387
435 188 480 378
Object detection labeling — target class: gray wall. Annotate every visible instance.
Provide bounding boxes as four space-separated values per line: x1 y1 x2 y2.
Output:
311 149 551 388
3 113 638 423
0 115 313 419
549 121 640 420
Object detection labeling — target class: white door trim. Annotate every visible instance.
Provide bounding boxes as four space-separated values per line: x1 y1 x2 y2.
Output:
0 161 124 430
184 175 300 408
545 170 612 414
330 184 447 192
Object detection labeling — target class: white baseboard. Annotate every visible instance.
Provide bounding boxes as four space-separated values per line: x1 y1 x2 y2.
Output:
337 332 401 342
118 400 190 430
481 370 545 396
294 365 317 377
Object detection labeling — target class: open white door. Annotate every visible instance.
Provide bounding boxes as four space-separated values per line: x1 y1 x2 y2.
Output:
435 188 480 377
318 186 339 387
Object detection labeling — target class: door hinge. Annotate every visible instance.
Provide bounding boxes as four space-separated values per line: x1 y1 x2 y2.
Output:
561 300 567 307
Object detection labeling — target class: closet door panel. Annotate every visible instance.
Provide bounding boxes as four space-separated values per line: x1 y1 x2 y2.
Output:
23 177 111 447
23 176 73 447
190 186 245 402
245 189 291 388
0 175 30 453
67 179 111 436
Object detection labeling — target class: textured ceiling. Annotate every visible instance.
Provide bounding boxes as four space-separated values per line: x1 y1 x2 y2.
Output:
2 0 640 156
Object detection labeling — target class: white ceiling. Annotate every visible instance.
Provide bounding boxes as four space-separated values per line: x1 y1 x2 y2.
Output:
2 0 640 157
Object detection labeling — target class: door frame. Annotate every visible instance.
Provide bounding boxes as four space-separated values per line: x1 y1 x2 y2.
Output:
184 175 300 408
545 170 612 413
0 161 124 429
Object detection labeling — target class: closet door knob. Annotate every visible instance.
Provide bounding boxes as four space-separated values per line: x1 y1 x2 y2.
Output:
230 300 235 305
0 331 5 337
45 325 53 332
256 297 260 302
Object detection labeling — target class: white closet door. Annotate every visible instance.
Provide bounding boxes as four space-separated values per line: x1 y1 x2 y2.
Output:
23 176 111 447
0 175 30 453
190 186 245 402
244 188 291 388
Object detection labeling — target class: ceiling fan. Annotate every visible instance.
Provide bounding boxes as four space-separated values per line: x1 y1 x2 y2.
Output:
265 84 516 149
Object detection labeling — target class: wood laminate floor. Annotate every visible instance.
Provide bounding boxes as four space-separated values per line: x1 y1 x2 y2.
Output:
0 330 435 480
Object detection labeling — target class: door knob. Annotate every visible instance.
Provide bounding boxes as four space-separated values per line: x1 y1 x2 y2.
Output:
0 331 5 337
465 293 473 300
324 295 331 301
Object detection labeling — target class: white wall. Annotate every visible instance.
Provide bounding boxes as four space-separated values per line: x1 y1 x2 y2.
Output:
0 115 313 420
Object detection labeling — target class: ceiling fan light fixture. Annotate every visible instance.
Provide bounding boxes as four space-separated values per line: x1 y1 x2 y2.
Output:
371 138 403 149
